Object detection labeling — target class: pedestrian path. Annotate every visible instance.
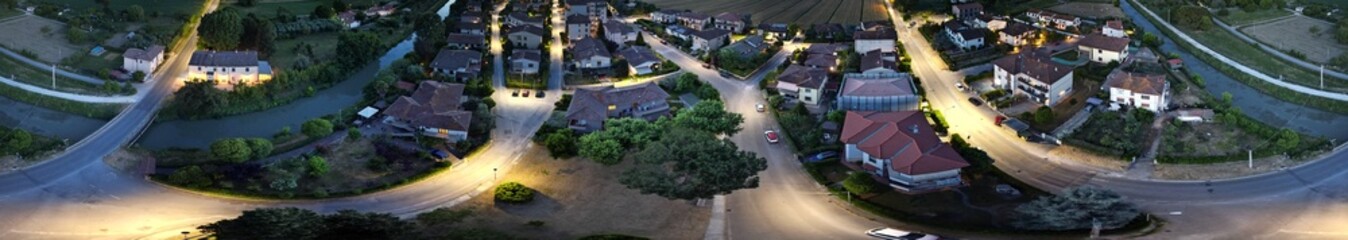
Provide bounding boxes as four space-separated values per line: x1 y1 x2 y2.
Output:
0 74 141 103
1213 16 1348 82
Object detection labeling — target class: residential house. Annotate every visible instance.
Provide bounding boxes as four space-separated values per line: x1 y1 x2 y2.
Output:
566 15 594 40
836 72 920 111
383 81 473 141
713 12 748 33
965 14 1005 31
458 21 486 35
842 111 969 193
665 25 694 40
722 34 767 57
565 0 610 26
774 64 830 105
619 46 662 76
338 11 361 28
992 50 1074 105
943 21 985 50
187 50 272 85
511 50 543 75
447 33 487 50
804 54 839 71
122 45 164 75
1078 33 1131 64
810 23 848 41
1026 9 1080 30
565 83 671 133
364 3 397 17
854 29 897 54
570 37 612 70
692 28 732 53
604 20 638 45
1105 67 1168 112
507 25 547 49
805 43 847 56
999 22 1036 47
430 49 483 80
676 12 712 31
951 2 983 19
859 20 891 32
506 12 546 28
859 50 899 75
651 9 685 23
757 22 791 41
1103 20 1126 38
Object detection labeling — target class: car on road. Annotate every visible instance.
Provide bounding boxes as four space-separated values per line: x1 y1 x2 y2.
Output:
703 62 712 69
511 89 519 97
720 71 732 78
765 130 779 143
967 97 982 106
756 103 765 112
864 227 941 240
994 116 1007 126
535 90 545 98
522 90 531 97
955 83 966 91
800 151 838 163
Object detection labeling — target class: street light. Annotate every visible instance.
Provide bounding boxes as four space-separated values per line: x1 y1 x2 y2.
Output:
181 231 190 240
493 167 498 181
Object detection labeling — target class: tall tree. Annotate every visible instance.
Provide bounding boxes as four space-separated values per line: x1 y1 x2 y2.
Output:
319 210 412 240
671 100 743 136
331 0 349 12
412 13 446 62
621 128 767 200
199 208 325 240
578 133 624 165
173 80 227 117
126 5 146 21
210 138 253 163
313 4 335 19
1012 187 1141 231
199 8 244 50
336 31 384 68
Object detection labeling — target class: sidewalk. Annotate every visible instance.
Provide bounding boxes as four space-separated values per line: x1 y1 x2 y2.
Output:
1130 0 1348 101
0 75 142 103
0 47 106 85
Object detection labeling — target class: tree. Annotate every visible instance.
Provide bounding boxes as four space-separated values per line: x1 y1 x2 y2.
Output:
237 0 257 7
65 27 88 44
336 31 384 68
246 138 274 159
131 71 146 82
412 13 446 62
949 134 995 175
1274 129 1300 151
1033 106 1054 124
673 73 701 93
1012 187 1141 231
634 33 647 46
541 129 578 159
826 110 845 122
842 172 879 195
4 129 31 154
0 0 15 9
1338 20 1348 45
694 84 719 100
127 5 146 21
199 208 325 240
600 118 663 147
199 8 244 50
347 128 362 140
168 165 213 188
210 138 253 163
319 210 412 240
671 100 744 136
307 156 329 176
330 0 349 12
579 134 624 165
494 182 535 203
1172 6 1213 31
302 118 334 137
94 0 110 9
415 208 474 228
621 128 767 200
313 5 335 19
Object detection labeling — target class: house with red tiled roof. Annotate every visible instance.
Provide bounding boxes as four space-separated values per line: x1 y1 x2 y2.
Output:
383 81 473 141
993 49 1075 105
842 111 969 193
1103 20 1126 38
1105 66 1168 112
565 83 670 133
1078 33 1131 64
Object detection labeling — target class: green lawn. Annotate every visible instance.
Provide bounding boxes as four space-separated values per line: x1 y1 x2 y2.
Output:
992 0 1060 15
1184 27 1348 92
0 8 21 19
0 52 108 95
270 32 339 70
225 0 327 18
1304 0 1348 9
58 0 207 15
1217 8 1291 26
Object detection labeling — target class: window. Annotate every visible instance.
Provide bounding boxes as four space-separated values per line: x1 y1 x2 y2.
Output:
1141 95 1150 100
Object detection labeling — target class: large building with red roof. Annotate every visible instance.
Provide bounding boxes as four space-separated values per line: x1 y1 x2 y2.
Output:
841 111 969 193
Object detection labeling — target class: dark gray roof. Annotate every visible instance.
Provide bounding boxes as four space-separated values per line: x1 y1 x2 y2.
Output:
619 46 660 65
722 35 766 56
512 50 542 63
604 20 635 34
693 28 731 40
841 74 915 97
853 29 896 40
860 50 895 72
1002 22 1035 36
189 51 258 67
992 49 1074 85
758 23 789 33
447 33 486 45
567 15 590 24
508 25 547 37
777 64 829 88
572 37 611 60
430 49 482 72
124 45 164 61
508 12 544 24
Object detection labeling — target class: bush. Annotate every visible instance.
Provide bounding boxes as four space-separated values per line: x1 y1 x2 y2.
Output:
346 128 362 140
494 182 534 203
302 118 334 137
843 172 879 195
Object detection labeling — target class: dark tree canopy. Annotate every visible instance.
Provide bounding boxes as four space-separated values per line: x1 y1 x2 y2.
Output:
671 100 743 136
318 210 413 240
199 207 324 240
621 128 767 200
336 31 385 68
199 8 244 50
1012 187 1141 231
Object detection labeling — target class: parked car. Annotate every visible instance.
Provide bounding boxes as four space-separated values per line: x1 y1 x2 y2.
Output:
864 227 941 240
512 89 519 97
800 151 838 163
523 90 531 97
756 103 765 112
703 62 712 69
955 83 966 91
720 71 732 78
765 130 779 143
994 116 1007 126
967 97 982 106
536 90 545 98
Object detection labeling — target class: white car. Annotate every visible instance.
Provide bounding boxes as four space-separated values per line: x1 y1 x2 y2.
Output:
756 103 765 112
865 227 941 240
764 130 779 143
955 83 966 91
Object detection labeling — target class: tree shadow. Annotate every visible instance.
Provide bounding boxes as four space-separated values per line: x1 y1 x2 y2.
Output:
494 191 563 218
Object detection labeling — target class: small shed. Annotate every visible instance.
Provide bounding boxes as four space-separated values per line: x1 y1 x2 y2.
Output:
357 106 380 119
1167 58 1183 70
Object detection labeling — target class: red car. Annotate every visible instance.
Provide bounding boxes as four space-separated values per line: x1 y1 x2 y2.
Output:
994 116 1007 126
765 130 779 143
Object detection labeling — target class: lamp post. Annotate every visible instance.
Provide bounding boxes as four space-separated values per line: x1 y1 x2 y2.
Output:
181 231 190 240
493 167 498 181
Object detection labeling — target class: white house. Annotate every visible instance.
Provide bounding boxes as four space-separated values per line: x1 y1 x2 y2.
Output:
992 50 1075 105
187 50 272 86
571 37 612 70
507 25 547 49
854 29 897 54
1103 20 1127 38
712 12 748 33
511 50 543 75
619 46 661 76
842 111 969 194
651 9 684 23
1078 33 1131 64
943 21 985 50
1105 68 1168 112
999 22 1036 47
122 45 164 77
566 15 594 40
603 20 638 44
774 64 829 105
676 12 712 31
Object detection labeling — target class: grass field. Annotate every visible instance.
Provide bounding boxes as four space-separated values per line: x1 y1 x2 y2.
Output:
643 0 889 24
0 52 106 95
224 0 328 18
1048 2 1125 19
1240 15 1344 64
55 0 206 16
1185 26 1348 93
0 15 78 63
270 32 339 70
1218 8 1292 26
1304 0 1348 9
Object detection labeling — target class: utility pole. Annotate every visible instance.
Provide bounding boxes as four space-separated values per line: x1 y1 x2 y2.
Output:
1248 149 1253 169
51 64 55 89
1321 65 1325 89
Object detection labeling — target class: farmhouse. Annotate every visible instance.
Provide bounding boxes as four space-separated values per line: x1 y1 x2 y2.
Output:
506 12 546 28
951 2 983 19
942 21 985 50
507 25 546 49
603 20 638 45
446 33 487 50
619 46 662 76
1105 67 1168 112
187 50 272 86
383 81 473 141
430 49 483 80
836 72 920 112
565 83 671 133
999 22 1036 47
712 12 748 33
774 64 830 106
570 37 612 70
842 111 969 194
122 45 164 76
1078 33 1131 64
993 50 1074 106
692 28 732 53
566 15 595 40
854 29 897 54
511 50 543 75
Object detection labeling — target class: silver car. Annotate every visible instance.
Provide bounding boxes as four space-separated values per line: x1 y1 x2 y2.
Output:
865 227 941 240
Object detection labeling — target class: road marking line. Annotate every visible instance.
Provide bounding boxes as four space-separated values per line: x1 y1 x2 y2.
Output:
1277 229 1348 236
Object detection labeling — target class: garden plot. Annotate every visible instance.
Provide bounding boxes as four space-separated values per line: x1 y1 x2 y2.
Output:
0 15 79 63
1241 15 1347 64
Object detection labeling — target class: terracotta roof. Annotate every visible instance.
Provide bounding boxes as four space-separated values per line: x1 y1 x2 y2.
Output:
565 83 670 129
992 50 1073 85
776 64 829 88
571 37 611 60
854 29 896 40
1105 20 1124 30
1079 33 1130 52
841 111 969 175
693 28 731 40
384 81 472 131
189 51 258 67
124 45 164 61
1105 68 1167 95
840 74 915 97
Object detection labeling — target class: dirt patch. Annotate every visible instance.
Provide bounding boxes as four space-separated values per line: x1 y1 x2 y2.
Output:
0 152 57 175
1048 2 1125 19
1159 121 1268 157
0 15 79 63
1049 145 1129 171
1241 15 1347 64
1151 155 1302 180
102 148 149 174
451 147 710 239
